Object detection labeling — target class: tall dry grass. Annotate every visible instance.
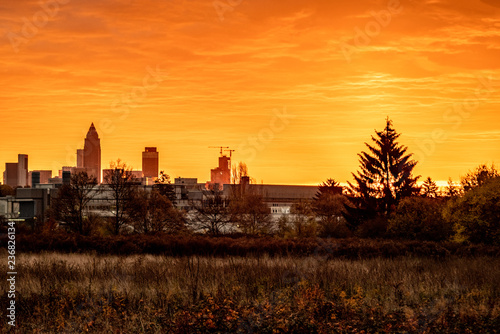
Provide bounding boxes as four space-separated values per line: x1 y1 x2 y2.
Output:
1 251 499 333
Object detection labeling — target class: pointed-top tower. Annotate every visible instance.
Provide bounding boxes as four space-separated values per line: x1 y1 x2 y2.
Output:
83 122 101 183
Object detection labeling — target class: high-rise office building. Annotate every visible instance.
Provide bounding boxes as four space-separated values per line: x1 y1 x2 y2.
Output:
83 123 101 183
3 163 18 188
142 147 159 179
76 149 84 168
17 154 28 187
2 154 28 188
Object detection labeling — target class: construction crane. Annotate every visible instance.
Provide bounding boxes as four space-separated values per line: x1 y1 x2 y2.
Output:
208 146 229 156
224 149 236 158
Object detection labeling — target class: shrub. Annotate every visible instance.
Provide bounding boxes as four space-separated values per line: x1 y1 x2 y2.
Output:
388 197 452 241
356 216 388 238
12 232 500 258
444 177 500 245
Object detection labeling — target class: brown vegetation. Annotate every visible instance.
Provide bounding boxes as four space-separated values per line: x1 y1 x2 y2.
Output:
14 232 500 258
1 251 498 333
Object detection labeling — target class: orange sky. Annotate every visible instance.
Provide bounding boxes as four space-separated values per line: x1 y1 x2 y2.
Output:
1 0 500 185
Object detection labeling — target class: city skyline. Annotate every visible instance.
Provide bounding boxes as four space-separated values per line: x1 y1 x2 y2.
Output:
0 117 497 187
1 0 500 185
3 124 165 186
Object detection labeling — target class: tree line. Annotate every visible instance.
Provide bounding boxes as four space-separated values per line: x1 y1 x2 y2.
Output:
1 118 499 245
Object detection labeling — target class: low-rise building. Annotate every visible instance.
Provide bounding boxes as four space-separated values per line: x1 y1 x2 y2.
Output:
1 173 342 233
223 183 322 219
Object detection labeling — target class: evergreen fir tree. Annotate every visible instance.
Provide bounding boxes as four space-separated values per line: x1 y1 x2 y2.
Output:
444 177 460 198
345 118 420 228
314 178 341 199
312 178 347 234
421 176 438 198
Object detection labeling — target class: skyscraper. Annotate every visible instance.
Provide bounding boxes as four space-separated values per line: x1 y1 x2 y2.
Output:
76 149 84 168
83 123 101 183
17 154 28 187
3 163 18 188
142 147 159 179
2 154 28 188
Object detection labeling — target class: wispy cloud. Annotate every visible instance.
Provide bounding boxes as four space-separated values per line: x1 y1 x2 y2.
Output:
1 0 499 184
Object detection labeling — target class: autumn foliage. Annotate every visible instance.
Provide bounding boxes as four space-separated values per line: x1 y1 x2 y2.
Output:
14 232 500 258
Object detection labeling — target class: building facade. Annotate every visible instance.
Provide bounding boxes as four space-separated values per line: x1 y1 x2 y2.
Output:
3 163 18 188
17 154 28 187
76 149 84 168
28 170 52 186
3 154 29 188
210 155 231 186
142 147 159 179
83 123 101 183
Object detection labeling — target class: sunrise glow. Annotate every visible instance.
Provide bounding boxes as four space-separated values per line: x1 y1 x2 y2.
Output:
1 0 499 185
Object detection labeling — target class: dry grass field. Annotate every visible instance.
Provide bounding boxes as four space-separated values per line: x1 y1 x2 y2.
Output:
1 250 499 333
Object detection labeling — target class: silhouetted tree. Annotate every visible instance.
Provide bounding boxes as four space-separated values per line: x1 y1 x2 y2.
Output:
444 176 500 244
444 178 461 198
230 162 255 203
276 215 292 238
48 171 98 235
290 200 317 238
192 188 231 235
421 177 439 198
228 164 271 235
312 178 348 236
231 193 271 235
153 171 176 204
461 164 499 192
0 185 15 197
132 189 186 234
104 160 139 235
315 178 341 197
345 118 420 231
231 162 249 185
388 197 452 241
